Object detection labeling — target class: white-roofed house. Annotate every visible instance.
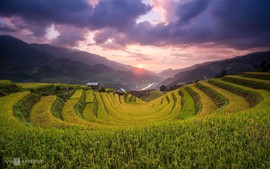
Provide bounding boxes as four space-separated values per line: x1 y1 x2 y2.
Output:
86 82 100 89
116 88 126 94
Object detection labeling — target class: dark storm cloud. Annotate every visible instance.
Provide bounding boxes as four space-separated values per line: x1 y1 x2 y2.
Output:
0 0 269 50
208 0 270 49
52 25 88 47
89 0 151 29
0 0 151 46
0 0 92 26
12 17 48 37
0 0 93 43
0 0 151 29
123 0 270 49
176 0 211 24
93 28 127 48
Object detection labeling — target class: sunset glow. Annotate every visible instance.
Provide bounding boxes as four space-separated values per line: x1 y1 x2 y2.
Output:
137 64 144 69
0 1 269 167
0 0 269 72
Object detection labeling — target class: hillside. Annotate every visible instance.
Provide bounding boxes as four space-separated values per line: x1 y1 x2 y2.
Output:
0 35 160 89
160 51 270 86
158 62 210 79
31 44 134 71
0 72 269 168
158 68 179 79
31 44 160 85
139 90 164 102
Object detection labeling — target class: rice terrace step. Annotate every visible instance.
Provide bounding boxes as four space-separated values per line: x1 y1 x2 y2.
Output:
0 73 270 168
1 2 270 166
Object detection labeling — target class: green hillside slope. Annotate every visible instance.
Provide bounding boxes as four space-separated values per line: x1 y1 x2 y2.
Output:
0 72 269 168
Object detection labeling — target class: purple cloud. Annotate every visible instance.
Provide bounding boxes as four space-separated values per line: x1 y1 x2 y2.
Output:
117 0 270 50
52 25 88 47
89 0 151 29
0 0 151 46
0 0 92 27
0 0 269 50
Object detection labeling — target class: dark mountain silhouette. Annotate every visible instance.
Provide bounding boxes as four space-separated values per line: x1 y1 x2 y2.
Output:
31 44 134 71
1 35 269 90
160 51 270 86
158 62 210 80
0 35 160 90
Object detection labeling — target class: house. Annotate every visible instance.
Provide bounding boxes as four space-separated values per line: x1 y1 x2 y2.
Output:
116 88 126 94
86 82 100 89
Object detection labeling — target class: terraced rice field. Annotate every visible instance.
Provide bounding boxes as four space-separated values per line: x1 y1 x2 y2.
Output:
16 82 87 89
0 72 270 168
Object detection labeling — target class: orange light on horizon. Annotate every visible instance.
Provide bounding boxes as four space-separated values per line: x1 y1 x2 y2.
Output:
137 64 144 69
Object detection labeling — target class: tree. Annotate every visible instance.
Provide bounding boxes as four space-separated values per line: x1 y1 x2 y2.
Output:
169 84 181 91
99 86 105 92
160 85 168 92
215 70 228 78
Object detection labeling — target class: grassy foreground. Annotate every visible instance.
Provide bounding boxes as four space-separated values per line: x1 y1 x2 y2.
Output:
0 73 270 168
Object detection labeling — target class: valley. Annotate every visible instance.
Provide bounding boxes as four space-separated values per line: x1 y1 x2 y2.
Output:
1 0 270 168
0 72 270 168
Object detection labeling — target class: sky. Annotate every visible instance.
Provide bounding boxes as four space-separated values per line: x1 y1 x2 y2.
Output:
0 0 270 72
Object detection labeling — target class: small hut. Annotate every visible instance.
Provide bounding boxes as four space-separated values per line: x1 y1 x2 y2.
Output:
116 88 126 94
86 82 100 89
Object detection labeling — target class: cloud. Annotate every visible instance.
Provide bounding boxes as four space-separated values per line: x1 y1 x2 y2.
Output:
0 26 14 32
0 0 269 51
93 28 128 50
207 0 270 49
0 18 15 32
0 0 151 46
52 25 88 47
0 0 92 44
89 0 151 29
0 0 92 27
125 50 154 61
122 0 270 50
11 17 48 37
176 0 211 24
0 0 151 31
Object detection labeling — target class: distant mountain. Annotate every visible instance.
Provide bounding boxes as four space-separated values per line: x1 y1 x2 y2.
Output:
158 68 176 79
31 44 159 80
158 62 210 79
31 44 134 71
0 35 55 67
0 35 161 90
160 51 270 86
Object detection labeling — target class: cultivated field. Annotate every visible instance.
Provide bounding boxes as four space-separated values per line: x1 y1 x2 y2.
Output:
0 72 270 168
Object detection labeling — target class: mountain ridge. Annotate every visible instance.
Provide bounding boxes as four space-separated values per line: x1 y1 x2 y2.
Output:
1 35 270 90
160 51 270 87
0 35 161 90
31 43 135 71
